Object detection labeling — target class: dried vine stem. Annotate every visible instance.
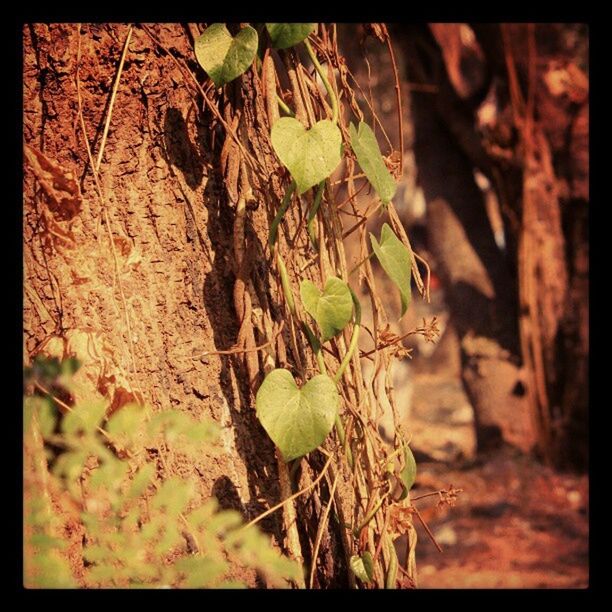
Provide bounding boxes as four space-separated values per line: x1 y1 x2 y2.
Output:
182 24 430 588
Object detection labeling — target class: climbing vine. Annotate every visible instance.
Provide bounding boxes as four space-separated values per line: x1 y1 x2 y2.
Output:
192 22 433 588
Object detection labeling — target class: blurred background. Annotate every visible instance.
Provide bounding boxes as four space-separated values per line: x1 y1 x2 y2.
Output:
339 23 588 588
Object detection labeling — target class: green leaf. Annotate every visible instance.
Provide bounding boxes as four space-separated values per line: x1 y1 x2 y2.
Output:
195 24 258 87
300 277 353 342
30 533 68 552
349 122 397 205
154 523 182 556
24 396 56 437
106 403 146 449
151 477 193 517
265 23 316 49
147 409 194 444
271 117 342 194
370 223 412 317
255 369 339 461
207 509 243 537
53 449 88 483
37 399 57 438
89 458 128 491
83 544 110 564
175 556 228 588
349 551 374 583
61 401 106 435
127 463 155 500
399 443 417 499
185 500 218 531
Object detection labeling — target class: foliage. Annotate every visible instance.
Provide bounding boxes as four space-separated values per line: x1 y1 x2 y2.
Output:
370 223 413 317
23 363 300 588
192 22 428 587
255 369 339 462
300 277 353 343
271 118 343 194
26 21 432 591
349 122 397 206
195 24 258 87
266 23 316 49
349 551 374 584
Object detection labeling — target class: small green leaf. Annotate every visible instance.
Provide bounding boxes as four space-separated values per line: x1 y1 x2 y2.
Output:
207 509 243 537
399 443 417 498
265 23 316 49
255 369 339 461
300 277 353 342
25 396 57 437
83 544 110 564
30 533 68 552
271 117 342 194
154 523 182 556
151 478 193 517
370 223 412 317
52 449 88 485
89 458 128 491
61 401 106 435
106 403 146 449
127 463 155 500
349 551 374 583
349 122 397 205
37 399 57 437
195 24 258 87
175 556 229 588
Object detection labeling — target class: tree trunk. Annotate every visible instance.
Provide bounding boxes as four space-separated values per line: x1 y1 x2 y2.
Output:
396 24 588 468
23 23 350 586
397 25 536 453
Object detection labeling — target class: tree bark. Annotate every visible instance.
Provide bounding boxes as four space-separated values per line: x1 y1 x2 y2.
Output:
24 23 283 586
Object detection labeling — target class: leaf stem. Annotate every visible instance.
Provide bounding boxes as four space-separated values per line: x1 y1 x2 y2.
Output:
276 94 295 117
277 254 296 316
302 322 326 374
348 252 374 276
269 180 297 251
334 289 361 383
353 491 388 537
304 38 338 124
306 180 325 247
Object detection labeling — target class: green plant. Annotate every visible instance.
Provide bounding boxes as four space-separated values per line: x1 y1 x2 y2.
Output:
24 361 300 588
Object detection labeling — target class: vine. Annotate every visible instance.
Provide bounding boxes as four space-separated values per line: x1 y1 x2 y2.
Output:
192 22 434 588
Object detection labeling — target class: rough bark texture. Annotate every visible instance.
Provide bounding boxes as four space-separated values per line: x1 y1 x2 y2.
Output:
23 22 357 588
23 24 255 585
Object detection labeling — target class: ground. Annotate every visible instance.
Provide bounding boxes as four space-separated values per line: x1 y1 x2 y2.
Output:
407 373 588 589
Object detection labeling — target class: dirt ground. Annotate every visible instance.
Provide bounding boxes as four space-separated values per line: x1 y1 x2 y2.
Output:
412 450 589 588
405 367 589 589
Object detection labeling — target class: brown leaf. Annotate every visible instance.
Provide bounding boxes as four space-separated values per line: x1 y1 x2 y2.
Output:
24 144 82 221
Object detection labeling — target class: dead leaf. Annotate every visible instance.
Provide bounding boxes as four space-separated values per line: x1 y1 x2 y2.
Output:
24 144 82 221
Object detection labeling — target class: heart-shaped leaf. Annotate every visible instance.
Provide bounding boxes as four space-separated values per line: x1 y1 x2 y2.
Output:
300 277 353 342
349 551 374 583
349 121 397 205
256 369 339 461
195 23 258 87
266 23 316 49
271 117 342 194
370 223 412 317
